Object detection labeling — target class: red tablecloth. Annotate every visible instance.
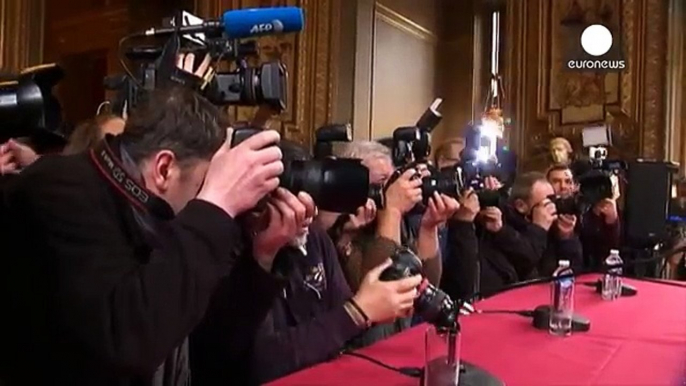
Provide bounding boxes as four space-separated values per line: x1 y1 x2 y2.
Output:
270 276 686 386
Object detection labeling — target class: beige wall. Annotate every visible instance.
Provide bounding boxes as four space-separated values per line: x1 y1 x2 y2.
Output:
351 0 480 144
353 0 440 140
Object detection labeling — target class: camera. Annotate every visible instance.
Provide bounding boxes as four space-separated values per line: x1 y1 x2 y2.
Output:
570 126 626 207
230 127 369 214
391 98 442 167
431 122 513 208
388 99 458 210
0 64 65 144
551 195 579 216
380 246 457 329
313 123 352 160
105 11 292 116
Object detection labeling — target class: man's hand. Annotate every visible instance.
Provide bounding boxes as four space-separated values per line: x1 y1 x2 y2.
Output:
420 192 460 228
0 139 39 175
484 176 503 191
176 53 212 78
352 259 422 324
252 188 316 271
531 198 558 231
384 169 422 215
556 214 577 239
593 198 619 224
197 129 283 217
343 199 377 232
453 189 480 222
481 207 503 233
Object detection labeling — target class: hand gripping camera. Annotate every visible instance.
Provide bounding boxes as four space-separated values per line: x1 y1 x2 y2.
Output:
380 246 458 329
230 127 369 214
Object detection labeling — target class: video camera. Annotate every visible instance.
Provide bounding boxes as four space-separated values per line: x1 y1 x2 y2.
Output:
105 7 303 116
564 125 626 213
0 64 65 144
230 127 369 214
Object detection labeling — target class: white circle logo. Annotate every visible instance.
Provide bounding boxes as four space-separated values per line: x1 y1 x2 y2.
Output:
580 24 613 56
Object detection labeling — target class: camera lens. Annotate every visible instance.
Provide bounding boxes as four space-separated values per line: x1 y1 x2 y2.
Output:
282 158 369 214
255 62 287 111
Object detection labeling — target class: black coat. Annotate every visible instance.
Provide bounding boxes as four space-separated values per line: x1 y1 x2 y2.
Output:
0 151 280 385
441 206 583 299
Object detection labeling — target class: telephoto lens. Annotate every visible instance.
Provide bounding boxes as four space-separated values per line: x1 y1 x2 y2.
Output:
230 127 370 214
380 246 458 329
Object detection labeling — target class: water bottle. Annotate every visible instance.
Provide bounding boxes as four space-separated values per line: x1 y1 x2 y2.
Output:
602 249 623 300
549 260 574 336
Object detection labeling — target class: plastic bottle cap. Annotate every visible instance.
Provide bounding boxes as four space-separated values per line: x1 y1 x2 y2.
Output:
559 260 570 268
610 249 620 255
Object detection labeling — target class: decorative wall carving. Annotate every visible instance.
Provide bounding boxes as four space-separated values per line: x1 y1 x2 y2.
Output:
196 0 341 148
0 0 44 71
504 0 670 172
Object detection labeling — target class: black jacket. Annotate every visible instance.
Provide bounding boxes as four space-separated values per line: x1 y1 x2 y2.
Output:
0 151 280 385
191 226 364 385
441 206 583 299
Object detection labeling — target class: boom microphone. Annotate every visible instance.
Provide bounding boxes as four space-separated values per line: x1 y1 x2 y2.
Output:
139 7 304 39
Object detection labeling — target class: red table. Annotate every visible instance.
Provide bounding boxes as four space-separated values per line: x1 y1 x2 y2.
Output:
270 276 686 386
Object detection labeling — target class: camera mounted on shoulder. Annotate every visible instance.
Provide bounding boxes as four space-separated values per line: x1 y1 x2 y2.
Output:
565 125 627 212
105 7 303 116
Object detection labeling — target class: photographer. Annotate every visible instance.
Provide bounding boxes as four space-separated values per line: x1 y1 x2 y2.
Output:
509 172 583 276
0 87 285 385
547 164 620 269
329 141 457 288
323 140 456 345
190 141 422 384
443 173 582 298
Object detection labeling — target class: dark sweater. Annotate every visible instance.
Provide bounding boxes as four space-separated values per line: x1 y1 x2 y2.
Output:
190 226 364 385
0 152 280 385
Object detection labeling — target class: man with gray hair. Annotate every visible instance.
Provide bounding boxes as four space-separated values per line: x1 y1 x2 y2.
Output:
336 140 395 187
318 140 459 346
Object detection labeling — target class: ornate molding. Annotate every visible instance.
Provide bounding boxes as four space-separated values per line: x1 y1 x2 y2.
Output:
504 0 670 172
0 0 44 71
375 3 437 44
665 0 685 175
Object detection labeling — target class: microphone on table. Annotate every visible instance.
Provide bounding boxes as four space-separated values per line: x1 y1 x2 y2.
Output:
134 7 305 39
467 245 686 332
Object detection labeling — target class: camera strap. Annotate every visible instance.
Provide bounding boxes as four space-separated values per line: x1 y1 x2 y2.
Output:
89 135 174 221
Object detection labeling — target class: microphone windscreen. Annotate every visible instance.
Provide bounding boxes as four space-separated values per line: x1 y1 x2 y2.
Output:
222 7 304 39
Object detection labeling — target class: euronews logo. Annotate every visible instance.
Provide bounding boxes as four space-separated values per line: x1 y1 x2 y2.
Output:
566 24 625 71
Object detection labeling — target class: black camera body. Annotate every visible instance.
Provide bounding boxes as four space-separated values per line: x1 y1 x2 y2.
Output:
380 246 457 329
105 14 288 116
230 127 369 214
0 64 65 143
571 156 626 206
387 99 451 211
